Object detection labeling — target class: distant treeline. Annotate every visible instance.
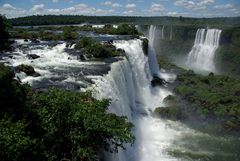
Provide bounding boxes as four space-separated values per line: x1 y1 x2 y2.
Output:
9 15 240 26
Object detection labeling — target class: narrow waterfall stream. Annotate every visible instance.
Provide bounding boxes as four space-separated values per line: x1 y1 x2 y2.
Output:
187 29 222 73
148 25 161 77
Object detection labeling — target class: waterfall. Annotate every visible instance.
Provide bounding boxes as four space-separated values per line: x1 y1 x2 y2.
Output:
161 26 165 40
92 39 178 161
187 28 222 72
170 26 173 40
148 25 161 77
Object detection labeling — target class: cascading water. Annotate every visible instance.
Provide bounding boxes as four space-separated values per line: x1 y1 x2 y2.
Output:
92 39 181 161
148 25 176 82
148 25 161 77
170 26 173 40
187 28 222 72
162 26 165 40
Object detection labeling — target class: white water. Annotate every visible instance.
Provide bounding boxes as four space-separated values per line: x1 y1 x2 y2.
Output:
170 26 173 40
92 39 183 161
187 28 222 73
148 25 176 82
162 26 165 40
148 25 161 77
1 40 105 88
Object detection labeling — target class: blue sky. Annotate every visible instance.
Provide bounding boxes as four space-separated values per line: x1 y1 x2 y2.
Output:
0 0 239 18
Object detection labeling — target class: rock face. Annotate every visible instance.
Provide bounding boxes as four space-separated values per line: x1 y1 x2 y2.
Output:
15 64 40 77
154 106 181 120
155 95 182 120
27 54 40 59
151 76 166 87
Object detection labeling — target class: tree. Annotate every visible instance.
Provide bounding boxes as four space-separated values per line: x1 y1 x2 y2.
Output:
0 117 34 161
32 88 134 161
62 26 77 40
0 15 12 50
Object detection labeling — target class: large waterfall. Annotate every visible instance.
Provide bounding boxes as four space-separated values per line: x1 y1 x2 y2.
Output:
92 39 180 161
187 28 222 72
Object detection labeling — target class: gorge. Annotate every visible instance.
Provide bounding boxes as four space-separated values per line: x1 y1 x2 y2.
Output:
0 17 240 160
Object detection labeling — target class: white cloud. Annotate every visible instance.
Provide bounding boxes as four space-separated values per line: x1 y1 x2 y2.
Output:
112 3 122 7
123 10 135 15
52 0 59 3
102 1 122 8
150 3 165 12
214 4 234 9
3 3 16 10
0 1 239 18
30 4 45 13
174 0 214 11
126 3 136 9
0 4 26 18
103 1 112 6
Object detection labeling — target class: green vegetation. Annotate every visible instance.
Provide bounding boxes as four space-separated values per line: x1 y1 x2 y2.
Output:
62 26 77 40
0 15 12 51
75 37 121 58
9 15 240 26
149 25 197 59
217 27 240 76
175 70 240 131
156 56 240 131
0 64 134 161
155 95 182 120
157 56 180 70
10 24 139 41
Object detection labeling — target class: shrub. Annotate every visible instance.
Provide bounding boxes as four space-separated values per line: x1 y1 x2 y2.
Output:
62 26 77 40
0 117 34 161
32 88 134 160
75 37 119 58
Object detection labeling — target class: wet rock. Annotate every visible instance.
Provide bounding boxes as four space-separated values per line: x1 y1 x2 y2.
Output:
116 48 125 55
163 95 177 105
66 41 75 48
15 64 40 77
154 106 181 120
77 54 86 61
31 38 40 43
151 76 166 87
24 39 29 42
27 54 40 59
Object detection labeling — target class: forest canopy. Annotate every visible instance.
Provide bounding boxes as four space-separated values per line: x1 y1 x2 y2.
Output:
9 15 240 26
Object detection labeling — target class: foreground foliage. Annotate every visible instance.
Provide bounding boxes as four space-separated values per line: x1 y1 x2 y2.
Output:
0 64 134 161
0 15 12 51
